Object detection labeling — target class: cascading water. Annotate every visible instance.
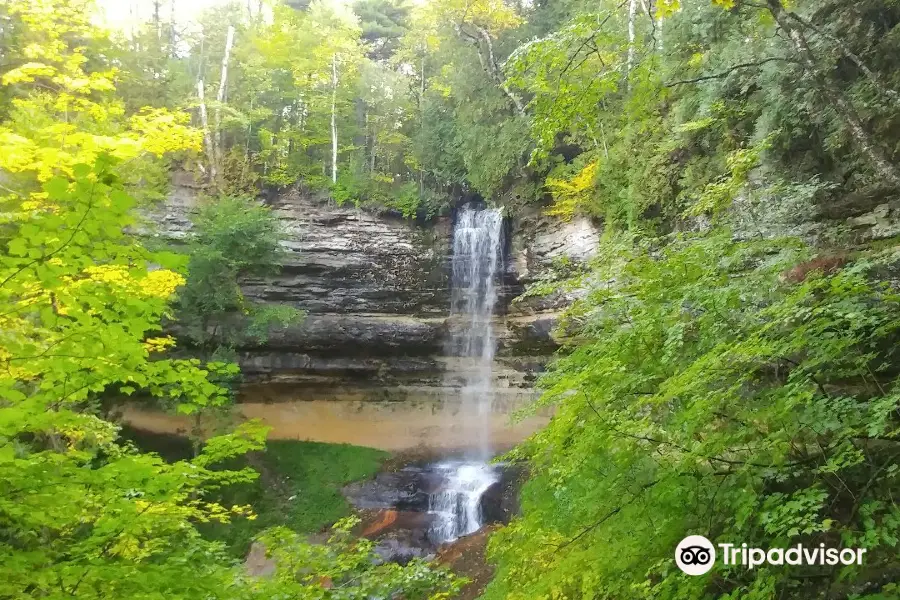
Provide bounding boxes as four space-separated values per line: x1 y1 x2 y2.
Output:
428 462 499 543
429 206 504 544
446 206 504 457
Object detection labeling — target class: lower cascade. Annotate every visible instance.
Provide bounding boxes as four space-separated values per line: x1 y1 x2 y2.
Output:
429 206 504 543
428 462 500 544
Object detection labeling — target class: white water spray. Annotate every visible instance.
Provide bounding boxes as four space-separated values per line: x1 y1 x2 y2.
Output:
429 206 504 544
428 462 498 543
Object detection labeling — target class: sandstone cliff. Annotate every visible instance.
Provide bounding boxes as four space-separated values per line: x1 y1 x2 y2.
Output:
150 175 601 410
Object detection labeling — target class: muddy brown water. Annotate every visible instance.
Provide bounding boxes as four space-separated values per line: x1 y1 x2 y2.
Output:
122 397 549 452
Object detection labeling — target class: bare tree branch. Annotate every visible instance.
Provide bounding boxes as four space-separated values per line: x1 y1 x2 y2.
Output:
665 57 794 87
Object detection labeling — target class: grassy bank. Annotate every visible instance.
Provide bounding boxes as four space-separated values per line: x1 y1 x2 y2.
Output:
122 427 389 557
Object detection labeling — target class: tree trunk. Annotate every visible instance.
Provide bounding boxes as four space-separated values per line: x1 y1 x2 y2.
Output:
153 0 161 39
455 23 526 116
765 0 900 187
785 11 900 108
626 0 637 81
169 0 176 56
658 17 663 52
129 2 136 40
214 25 236 183
197 79 217 183
298 94 306 131
245 96 254 168
420 48 426 194
331 53 338 184
474 25 527 116
363 109 370 172
354 99 367 174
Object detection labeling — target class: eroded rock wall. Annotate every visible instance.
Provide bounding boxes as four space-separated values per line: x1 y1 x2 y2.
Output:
154 176 601 410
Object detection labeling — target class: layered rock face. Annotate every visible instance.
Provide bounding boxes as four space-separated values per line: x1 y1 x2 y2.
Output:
148 177 600 444
234 186 459 404
502 208 601 357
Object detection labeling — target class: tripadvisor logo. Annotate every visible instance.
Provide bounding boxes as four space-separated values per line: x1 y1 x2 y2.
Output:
676 535 716 575
675 535 867 576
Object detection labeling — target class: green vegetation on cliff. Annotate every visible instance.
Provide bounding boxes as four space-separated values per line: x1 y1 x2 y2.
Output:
488 232 900 599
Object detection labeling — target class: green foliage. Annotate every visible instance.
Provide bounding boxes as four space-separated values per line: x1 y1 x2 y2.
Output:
0 34 457 596
0 0 200 204
9 0 900 597
415 41 532 201
254 518 464 599
383 181 427 218
502 0 900 230
487 232 900 600
333 171 446 218
514 254 588 303
176 195 303 351
125 429 389 557
0 151 253 595
355 0 411 60
204 440 388 557
683 134 774 217
0 4 468 597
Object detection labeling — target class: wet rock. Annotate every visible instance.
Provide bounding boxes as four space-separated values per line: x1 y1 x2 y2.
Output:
358 509 438 565
343 468 439 512
850 203 900 240
373 533 434 565
505 208 601 336
436 525 499 600
250 314 445 355
508 210 601 287
479 464 526 525
502 314 561 355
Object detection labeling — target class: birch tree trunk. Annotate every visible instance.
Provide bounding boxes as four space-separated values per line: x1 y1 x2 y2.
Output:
169 0 176 55
454 23 526 116
214 25 236 182
474 25 526 116
626 0 637 83
197 79 217 181
419 48 426 194
784 11 900 108
331 53 338 184
153 0 162 40
657 16 663 52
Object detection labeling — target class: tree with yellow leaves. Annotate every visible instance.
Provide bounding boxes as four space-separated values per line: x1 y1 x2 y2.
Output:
0 3 460 597
0 0 200 201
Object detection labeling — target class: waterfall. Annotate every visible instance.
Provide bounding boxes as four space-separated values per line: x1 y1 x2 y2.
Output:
428 462 498 543
429 206 503 544
447 206 503 457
